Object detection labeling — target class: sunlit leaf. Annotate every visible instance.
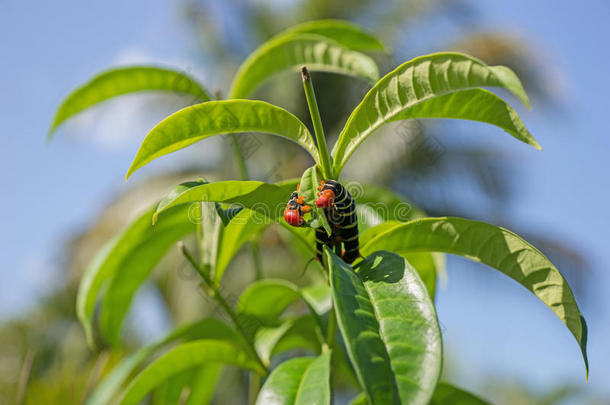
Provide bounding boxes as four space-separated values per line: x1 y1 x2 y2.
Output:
331 52 538 175
49 66 210 138
430 382 490 404
118 340 263 405
255 352 331 405
362 217 588 374
327 248 442 404
126 100 318 178
153 180 294 223
229 33 379 99
86 319 239 405
76 205 195 347
279 19 386 51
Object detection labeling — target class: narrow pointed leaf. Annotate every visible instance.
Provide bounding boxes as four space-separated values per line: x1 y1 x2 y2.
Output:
331 52 538 174
86 319 239 405
229 33 379 99
278 19 386 51
76 205 195 347
49 66 210 138
327 248 442 404
127 100 318 178
255 352 331 405
154 180 295 223
362 217 588 374
430 382 490 405
118 340 263 405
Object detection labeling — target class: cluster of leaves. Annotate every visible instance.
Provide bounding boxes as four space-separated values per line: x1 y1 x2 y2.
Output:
50 20 587 404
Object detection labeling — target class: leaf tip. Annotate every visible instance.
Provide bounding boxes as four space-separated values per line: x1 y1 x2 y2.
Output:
125 162 137 181
301 66 311 81
579 314 589 380
46 128 56 143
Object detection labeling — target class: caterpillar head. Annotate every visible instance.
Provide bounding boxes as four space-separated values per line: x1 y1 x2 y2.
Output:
284 209 305 227
315 189 335 208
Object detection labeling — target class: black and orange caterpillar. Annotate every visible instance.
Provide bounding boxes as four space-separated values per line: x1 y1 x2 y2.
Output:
284 180 360 264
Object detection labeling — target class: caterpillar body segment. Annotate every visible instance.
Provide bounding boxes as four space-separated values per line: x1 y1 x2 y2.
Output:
315 180 360 264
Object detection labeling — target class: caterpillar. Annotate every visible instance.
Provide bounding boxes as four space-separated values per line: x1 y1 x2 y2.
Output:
315 180 360 264
283 189 311 227
283 180 360 264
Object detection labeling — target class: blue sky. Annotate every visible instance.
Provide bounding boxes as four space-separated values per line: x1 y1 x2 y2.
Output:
1 0 608 401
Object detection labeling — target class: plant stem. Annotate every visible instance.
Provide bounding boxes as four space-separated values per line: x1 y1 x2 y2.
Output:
301 66 334 180
250 239 263 280
14 350 33 405
229 133 249 181
195 202 204 265
180 242 268 374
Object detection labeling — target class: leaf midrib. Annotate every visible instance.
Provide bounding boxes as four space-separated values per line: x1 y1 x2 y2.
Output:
360 276 401 404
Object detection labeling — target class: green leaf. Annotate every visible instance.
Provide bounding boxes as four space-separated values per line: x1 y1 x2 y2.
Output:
152 368 194 405
197 201 222 275
215 205 244 226
362 217 588 374
237 279 329 342
238 279 301 326
86 318 239 405
299 165 332 235
126 100 318 178
76 205 195 347
326 248 442 405
270 316 324 357
255 352 331 405
255 322 295 365
152 363 222 405
360 222 440 298
183 364 222 405
49 66 210 138
229 33 379 99
215 208 268 282
331 52 538 175
154 180 295 223
430 382 490 405
118 340 263 405
349 393 369 405
279 19 386 51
